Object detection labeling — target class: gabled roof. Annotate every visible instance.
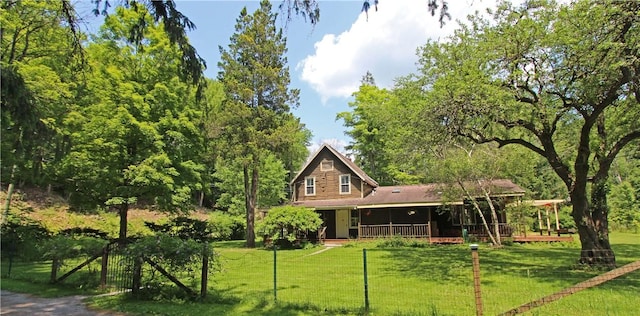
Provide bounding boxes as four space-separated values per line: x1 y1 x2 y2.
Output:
293 180 526 210
290 144 379 187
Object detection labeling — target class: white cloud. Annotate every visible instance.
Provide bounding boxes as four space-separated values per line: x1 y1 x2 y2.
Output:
298 0 492 102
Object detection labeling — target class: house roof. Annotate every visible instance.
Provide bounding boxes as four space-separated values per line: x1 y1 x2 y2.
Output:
290 143 379 187
292 179 526 210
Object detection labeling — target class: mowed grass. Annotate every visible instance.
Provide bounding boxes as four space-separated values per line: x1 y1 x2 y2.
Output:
3 233 639 315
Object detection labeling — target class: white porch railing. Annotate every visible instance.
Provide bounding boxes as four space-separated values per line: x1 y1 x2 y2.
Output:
359 223 430 238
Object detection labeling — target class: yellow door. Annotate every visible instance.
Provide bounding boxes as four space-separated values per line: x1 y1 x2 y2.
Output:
336 209 349 238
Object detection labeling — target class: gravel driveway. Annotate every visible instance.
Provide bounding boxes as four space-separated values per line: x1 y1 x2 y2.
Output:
0 290 124 316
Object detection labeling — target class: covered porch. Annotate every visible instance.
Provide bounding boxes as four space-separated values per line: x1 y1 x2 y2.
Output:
316 205 515 241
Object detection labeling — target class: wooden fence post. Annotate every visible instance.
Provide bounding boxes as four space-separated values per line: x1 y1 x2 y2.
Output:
100 246 109 289
201 243 209 298
132 256 142 296
470 244 483 316
50 258 59 283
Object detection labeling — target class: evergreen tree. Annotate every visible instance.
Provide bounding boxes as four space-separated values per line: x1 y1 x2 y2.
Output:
216 0 302 248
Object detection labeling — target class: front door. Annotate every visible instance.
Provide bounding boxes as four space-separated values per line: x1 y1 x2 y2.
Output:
336 209 349 238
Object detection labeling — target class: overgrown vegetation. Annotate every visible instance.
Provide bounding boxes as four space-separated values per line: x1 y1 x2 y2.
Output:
257 206 322 248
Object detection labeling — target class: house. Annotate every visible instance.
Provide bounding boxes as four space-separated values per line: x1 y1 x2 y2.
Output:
289 144 527 243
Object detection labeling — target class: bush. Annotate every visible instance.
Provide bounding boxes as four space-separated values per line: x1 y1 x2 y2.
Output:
1 214 51 261
145 216 217 242
207 211 245 240
257 206 322 245
376 236 430 248
122 234 219 299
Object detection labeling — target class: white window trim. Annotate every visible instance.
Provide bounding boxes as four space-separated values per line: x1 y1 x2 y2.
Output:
305 176 316 196
320 160 334 171
340 174 351 194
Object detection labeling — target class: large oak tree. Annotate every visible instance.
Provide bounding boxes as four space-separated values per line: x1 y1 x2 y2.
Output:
415 0 639 264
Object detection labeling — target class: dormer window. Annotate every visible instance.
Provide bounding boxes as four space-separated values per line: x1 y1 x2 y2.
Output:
340 174 351 194
321 160 334 171
305 177 316 196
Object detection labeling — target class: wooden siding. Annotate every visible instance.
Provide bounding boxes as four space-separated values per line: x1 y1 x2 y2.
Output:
293 150 374 201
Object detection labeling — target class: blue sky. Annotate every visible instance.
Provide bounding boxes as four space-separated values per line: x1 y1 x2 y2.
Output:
79 0 501 154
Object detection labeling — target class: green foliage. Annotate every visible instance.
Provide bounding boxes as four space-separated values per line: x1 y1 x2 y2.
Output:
1 0 81 187
257 206 322 243
505 203 536 234
392 0 639 259
207 211 245 241
214 153 289 214
337 75 396 185
124 234 217 280
609 181 640 232
0 213 51 261
214 0 307 247
145 216 215 242
375 236 430 248
40 235 106 261
53 6 206 239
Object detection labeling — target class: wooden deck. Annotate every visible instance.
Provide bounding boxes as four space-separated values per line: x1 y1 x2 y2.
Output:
323 235 573 245
512 235 574 243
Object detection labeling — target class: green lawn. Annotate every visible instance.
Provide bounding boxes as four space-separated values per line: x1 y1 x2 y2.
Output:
3 232 639 315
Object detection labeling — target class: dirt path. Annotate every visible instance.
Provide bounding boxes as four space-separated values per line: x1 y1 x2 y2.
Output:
0 290 124 316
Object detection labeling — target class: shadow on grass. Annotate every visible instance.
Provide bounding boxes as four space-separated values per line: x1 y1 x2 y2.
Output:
370 241 640 288
367 245 474 285
89 287 369 316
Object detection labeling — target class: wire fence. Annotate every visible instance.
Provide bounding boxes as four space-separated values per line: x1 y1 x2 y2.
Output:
212 242 640 316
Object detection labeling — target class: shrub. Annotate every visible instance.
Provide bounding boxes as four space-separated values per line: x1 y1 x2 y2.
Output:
145 216 216 242
376 236 430 248
257 206 322 245
122 234 219 299
1 214 51 261
207 211 245 240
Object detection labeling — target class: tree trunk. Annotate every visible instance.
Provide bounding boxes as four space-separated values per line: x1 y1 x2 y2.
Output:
118 203 129 243
571 182 615 266
458 181 499 245
243 166 259 248
485 196 502 246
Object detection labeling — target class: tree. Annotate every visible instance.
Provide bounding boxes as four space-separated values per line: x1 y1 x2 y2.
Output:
257 205 322 246
423 131 510 246
337 72 396 185
59 6 204 240
414 0 640 264
216 0 302 248
1 0 80 189
214 154 289 216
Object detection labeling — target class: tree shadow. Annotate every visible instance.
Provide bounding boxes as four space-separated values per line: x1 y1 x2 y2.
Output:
368 242 640 288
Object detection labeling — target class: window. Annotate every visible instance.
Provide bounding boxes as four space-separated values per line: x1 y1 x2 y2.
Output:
321 160 334 171
340 174 351 194
305 177 315 196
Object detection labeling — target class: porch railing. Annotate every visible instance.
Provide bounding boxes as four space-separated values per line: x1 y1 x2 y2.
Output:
359 223 430 238
465 223 513 237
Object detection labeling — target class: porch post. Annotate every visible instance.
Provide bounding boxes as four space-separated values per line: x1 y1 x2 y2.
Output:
537 209 543 236
427 209 432 241
545 207 551 236
553 203 560 235
358 209 362 238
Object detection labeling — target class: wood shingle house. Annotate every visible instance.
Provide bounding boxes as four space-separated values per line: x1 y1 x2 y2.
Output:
290 144 528 243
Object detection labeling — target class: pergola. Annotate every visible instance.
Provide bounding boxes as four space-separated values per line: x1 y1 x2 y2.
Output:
528 199 567 236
